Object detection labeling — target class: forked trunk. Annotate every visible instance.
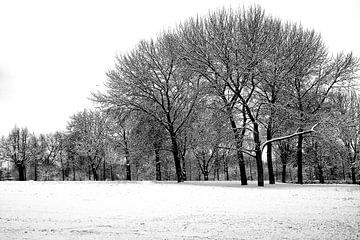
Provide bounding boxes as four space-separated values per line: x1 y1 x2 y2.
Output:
229 113 247 185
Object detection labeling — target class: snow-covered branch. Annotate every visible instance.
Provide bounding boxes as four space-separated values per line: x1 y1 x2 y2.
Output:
261 123 319 152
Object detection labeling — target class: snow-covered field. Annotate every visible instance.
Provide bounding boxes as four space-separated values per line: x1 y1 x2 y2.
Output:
0 181 359 240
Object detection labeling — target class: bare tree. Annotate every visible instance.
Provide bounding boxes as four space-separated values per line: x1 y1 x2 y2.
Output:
67 110 108 181
178 8 251 185
95 34 201 182
1 127 30 180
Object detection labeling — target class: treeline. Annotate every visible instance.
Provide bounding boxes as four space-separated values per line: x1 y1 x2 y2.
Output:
1 7 359 185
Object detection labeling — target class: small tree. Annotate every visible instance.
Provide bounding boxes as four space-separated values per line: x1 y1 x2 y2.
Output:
68 110 108 181
2 127 30 181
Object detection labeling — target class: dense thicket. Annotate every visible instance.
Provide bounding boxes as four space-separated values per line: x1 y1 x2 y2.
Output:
0 7 359 185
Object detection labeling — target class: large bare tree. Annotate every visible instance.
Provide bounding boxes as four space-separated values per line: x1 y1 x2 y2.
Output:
95 34 201 182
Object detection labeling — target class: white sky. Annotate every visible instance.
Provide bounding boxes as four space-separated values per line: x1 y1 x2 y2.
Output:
0 0 359 136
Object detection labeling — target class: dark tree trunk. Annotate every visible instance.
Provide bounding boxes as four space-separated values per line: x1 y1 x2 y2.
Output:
88 165 91 180
123 133 131 181
169 129 183 183
155 147 161 181
60 157 65 181
204 170 209 181
317 164 324 184
188 156 192 181
110 165 114 181
18 164 26 181
181 158 187 181
253 122 264 186
282 164 287 183
229 113 247 185
34 162 38 181
224 157 229 181
214 151 220 181
125 163 131 180
103 157 106 181
297 132 304 184
351 166 356 184
266 120 275 184
72 160 76 181
92 165 98 181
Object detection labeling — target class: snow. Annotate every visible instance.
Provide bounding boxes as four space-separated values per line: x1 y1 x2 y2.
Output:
0 181 359 239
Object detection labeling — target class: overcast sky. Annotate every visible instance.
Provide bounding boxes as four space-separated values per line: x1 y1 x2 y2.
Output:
0 0 359 136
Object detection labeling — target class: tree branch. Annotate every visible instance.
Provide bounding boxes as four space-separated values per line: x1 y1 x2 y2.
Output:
261 123 319 152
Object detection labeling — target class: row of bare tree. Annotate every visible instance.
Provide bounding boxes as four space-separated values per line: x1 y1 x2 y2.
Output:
1 7 359 185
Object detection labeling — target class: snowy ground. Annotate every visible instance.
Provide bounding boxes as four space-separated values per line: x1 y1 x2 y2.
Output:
0 181 359 240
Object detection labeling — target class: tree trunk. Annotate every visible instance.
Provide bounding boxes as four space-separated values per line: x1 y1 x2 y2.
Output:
282 164 287 183
224 157 229 181
253 122 264 186
169 129 183 183
351 166 356 184
88 165 91 180
266 119 275 184
92 165 98 181
124 136 131 181
181 155 187 181
155 147 161 181
204 170 209 181
229 113 247 185
249 158 253 180
62 169 65 181
317 164 324 184
342 158 346 181
72 160 76 181
18 164 26 181
103 157 106 180
34 162 38 181
188 157 192 181
297 133 303 184
125 163 131 180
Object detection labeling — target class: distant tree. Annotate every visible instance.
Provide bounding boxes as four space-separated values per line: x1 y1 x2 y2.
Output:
68 110 108 181
285 47 358 184
190 109 219 180
39 133 63 180
1 127 30 180
130 113 168 181
28 134 46 181
333 90 360 183
106 110 133 180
